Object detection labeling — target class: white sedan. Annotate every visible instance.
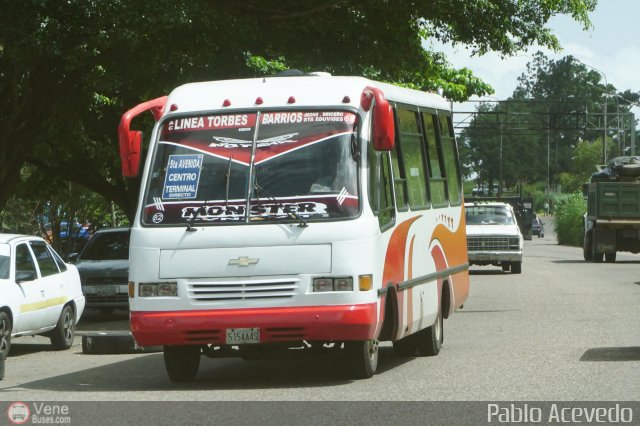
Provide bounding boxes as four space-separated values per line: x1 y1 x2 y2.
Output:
0 234 85 357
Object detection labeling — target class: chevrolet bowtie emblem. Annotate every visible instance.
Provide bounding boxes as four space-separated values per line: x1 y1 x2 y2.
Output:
228 256 259 267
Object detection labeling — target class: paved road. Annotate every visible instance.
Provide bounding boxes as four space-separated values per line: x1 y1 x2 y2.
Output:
1 218 638 405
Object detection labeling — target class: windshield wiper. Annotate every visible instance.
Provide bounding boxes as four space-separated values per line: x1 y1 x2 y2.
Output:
224 155 233 207
253 181 308 228
186 205 205 232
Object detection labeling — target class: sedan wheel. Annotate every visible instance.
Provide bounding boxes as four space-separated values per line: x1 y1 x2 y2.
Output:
0 312 11 358
50 305 75 350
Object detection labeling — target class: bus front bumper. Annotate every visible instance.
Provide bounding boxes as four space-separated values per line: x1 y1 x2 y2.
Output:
130 303 377 347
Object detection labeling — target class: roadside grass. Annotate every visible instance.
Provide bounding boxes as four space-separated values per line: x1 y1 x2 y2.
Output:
552 192 586 246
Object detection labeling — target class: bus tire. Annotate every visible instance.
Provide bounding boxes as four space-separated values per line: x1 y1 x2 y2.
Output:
416 310 442 356
605 252 616 263
164 345 201 382
393 335 416 357
510 261 522 274
50 305 75 350
345 340 378 379
501 263 510 272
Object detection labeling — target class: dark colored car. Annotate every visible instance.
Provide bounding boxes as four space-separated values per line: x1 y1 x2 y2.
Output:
532 216 544 238
71 227 130 313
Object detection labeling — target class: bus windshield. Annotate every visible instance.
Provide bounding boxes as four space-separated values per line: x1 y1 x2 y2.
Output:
142 110 359 226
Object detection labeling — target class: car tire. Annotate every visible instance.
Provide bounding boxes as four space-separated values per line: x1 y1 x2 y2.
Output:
345 339 378 379
0 312 11 359
605 252 616 263
416 310 443 356
501 263 511 272
50 305 75 350
164 345 201 382
511 261 522 274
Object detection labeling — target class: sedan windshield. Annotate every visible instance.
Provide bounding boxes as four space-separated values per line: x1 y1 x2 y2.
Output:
142 110 359 226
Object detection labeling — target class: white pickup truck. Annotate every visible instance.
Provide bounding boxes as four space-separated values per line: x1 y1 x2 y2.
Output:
465 202 524 273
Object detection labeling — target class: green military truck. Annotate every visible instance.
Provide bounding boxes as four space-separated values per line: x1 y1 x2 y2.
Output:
583 156 640 262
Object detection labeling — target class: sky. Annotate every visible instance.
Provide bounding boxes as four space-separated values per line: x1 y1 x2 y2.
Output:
431 0 640 116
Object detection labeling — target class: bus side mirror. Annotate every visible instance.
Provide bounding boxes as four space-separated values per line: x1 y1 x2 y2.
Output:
361 86 395 151
119 130 142 177
118 96 168 177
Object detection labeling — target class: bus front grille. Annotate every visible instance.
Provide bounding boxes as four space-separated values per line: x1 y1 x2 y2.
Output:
188 280 299 301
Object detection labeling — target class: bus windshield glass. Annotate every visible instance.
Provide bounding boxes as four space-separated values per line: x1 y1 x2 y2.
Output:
142 110 359 226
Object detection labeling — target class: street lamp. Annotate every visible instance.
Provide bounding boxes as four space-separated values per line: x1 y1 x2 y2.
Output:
571 57 609 163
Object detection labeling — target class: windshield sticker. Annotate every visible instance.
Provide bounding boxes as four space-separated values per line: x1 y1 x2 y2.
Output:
162 154 204 199
181 201 329 222
209 133 299 149
337 188 349 205
166 114 257 132
160 111 356 166
143 194 358 225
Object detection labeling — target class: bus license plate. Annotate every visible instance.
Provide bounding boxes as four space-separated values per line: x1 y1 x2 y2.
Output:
226 328 260 344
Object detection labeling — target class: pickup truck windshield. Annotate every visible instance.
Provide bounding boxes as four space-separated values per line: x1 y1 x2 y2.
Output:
142 110 359 226
466 206 516 225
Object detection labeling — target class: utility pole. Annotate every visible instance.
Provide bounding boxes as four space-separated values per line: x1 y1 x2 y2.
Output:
571 57 609 164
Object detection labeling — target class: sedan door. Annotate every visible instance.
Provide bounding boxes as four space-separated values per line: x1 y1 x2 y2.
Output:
11 242 46 334
29 240 68 326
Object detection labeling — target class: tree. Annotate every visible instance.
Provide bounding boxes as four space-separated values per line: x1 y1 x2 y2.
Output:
461 50 637 191
0 1 597 219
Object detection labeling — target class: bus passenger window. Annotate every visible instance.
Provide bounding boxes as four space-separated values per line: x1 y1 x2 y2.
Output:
397 109 428 210
438 114 462 205
390 144 408 211
423 112 448 207
369 146 395 230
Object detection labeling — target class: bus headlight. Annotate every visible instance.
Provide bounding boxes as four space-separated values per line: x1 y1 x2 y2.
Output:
312 277 353 292
312 278 333 292
138 282 178 297
334 277 353 291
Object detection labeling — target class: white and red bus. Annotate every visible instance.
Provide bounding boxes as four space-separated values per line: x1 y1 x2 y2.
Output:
119 73 469 381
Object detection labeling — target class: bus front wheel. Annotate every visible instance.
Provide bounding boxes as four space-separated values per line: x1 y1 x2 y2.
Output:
164 345 201 382
345 339 378 379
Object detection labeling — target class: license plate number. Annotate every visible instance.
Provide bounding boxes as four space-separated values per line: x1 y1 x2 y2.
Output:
476 254 490 261
96 286 116 297
226 328 260 344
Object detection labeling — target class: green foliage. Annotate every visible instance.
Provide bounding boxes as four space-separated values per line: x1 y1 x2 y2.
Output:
245 54 289 75
460 51 636 192
553 192 586 246
558 138 618 193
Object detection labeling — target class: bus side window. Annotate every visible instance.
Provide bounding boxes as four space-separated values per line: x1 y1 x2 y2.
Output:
369 146 395 230
397 108 428 210
390 110 408 211
438 114 462 206
422 112 448 207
